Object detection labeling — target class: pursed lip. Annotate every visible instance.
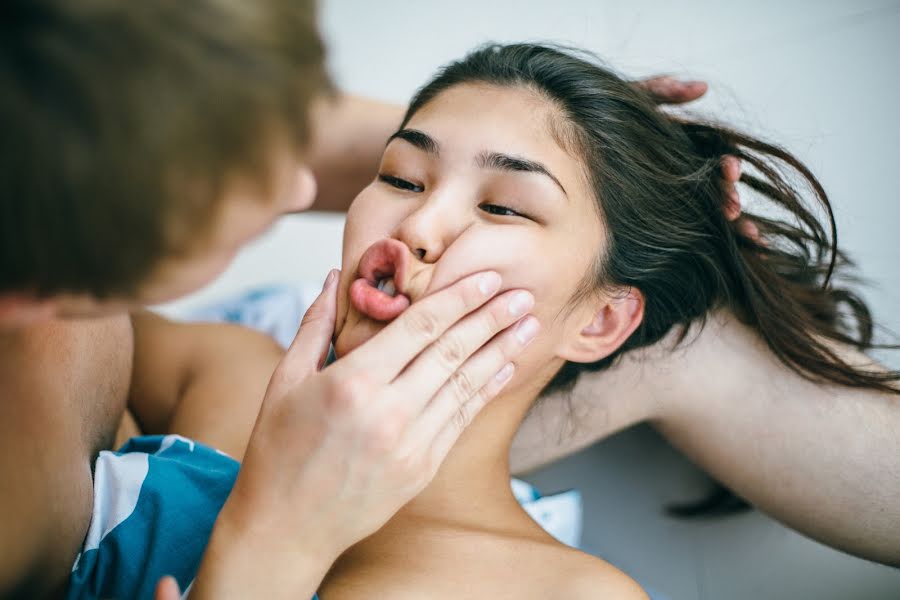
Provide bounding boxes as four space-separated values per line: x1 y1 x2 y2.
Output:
348 238 414 323
356 238 410 295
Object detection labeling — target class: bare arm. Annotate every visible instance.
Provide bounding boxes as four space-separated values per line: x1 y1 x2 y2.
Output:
512 311 900 566
129 311 284 459
653 312 899 566
306 94 404 212
510 349 659 474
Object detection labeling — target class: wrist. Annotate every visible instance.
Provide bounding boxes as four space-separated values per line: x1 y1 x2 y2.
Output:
190 494 341 600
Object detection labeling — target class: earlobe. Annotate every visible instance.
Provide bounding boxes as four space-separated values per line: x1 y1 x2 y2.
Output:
560 288 644 364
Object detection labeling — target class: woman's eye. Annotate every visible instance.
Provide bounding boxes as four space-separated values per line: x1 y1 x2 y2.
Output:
480 203 525 218
378 174 423 193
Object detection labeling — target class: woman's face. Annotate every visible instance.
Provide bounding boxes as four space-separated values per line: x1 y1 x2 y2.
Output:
334 84 607 387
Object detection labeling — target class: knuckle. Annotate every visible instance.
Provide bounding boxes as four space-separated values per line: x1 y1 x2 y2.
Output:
499 332 524 360
451 277 486 315
300 304 330 329
451 393 479 433
404 308 440 342
392 450 421 479
452 403 471 433
323 373 370 416
482 301 506 334
448 369 476 401
301 307 325 326
365 416 403 454
487 338 518 371
435 335 467 369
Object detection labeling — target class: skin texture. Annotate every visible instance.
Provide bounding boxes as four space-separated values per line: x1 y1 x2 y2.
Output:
0 317 132 597
10 73 893 600
135 86 900 598
128 311 285 460
655 317 899 565
513 312 900 566
318 83 649 599
0 89 537 598
335 84 606 365
191 271 535 600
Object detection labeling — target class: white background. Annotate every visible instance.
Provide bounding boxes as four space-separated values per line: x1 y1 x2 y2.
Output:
165 2 900 597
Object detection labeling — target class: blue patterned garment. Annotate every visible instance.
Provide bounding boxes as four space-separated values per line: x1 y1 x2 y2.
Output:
66 432 582 599
66 435 238 599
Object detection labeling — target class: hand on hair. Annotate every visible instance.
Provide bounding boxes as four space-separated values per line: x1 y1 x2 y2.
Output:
636 76 759 242
635 75 708 105
720 155 761 243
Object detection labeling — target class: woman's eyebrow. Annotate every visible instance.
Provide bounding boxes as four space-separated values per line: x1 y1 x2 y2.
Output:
477 151 567 197
386 128 567 197
386 128 440 155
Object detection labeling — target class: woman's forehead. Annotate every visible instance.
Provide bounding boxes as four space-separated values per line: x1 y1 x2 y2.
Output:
408 83 558 141
402 83 590 191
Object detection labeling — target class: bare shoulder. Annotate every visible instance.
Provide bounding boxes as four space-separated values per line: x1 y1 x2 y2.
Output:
0 320 111 596
554 547 648 600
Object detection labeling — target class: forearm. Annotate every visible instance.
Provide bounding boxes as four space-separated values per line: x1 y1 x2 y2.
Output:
307 93 404 212
653 312 900 565
513 310 900 564
510 355 659 474
189 499 337 600
130 311 283 458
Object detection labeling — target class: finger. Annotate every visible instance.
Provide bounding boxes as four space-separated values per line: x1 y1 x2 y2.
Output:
427 360 517 470
637 76 708 105
276 269 339 383
720 156 742 221
723 187 741 222
394 291 535 406
738 218 764 245
401 315 537 446
154 576 181 600
343 271 503 380
721 155 741 184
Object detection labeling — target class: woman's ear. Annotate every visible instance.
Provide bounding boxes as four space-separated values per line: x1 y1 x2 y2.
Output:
558 287 644 364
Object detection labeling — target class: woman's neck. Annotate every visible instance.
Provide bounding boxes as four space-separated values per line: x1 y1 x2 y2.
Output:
319 361 564 599
365 360 563 543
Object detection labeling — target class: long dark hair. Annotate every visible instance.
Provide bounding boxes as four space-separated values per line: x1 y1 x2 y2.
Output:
402 43 899 397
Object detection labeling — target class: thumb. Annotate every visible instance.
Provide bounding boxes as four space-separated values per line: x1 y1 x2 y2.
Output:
276 269 340 383
154 576 181 600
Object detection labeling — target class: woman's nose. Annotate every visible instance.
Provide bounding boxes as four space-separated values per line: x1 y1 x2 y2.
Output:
394 194 468 263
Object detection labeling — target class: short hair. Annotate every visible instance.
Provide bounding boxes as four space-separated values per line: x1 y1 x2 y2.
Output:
0 0 331 297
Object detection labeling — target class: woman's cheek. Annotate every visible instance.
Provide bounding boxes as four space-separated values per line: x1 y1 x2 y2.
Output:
343 194 392 267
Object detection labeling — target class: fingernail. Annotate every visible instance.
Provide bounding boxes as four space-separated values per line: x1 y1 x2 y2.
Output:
495 362 515 383
478 271 502 296
507 291 534 318
323 269 337 289
514 316 540 345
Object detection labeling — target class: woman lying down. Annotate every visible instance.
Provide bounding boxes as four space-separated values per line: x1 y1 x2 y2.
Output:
74 44 899 598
